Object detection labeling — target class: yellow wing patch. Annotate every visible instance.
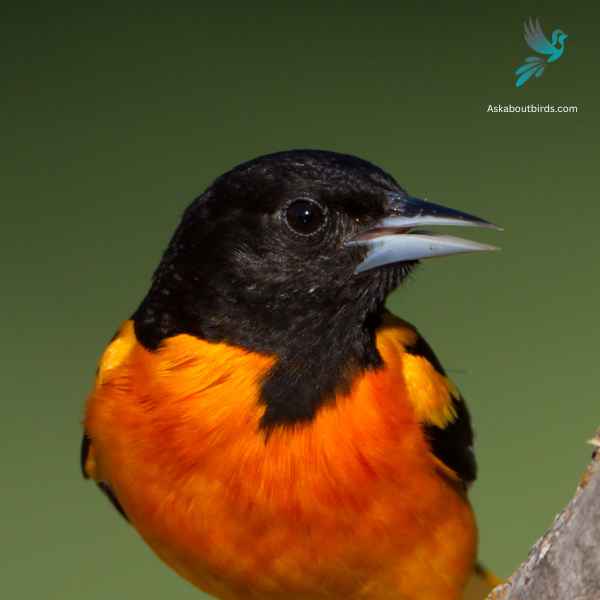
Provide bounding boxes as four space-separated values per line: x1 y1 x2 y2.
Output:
402 354 457 429
96 321 137 385
376 312 459 428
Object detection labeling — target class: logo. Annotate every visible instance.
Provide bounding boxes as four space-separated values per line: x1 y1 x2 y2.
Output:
515 18 568 88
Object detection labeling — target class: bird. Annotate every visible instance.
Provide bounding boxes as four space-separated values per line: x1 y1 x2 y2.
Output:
515 17 568 88
81 150 501 600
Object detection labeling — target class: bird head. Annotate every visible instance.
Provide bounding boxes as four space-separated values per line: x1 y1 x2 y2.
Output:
133 150 498 425
135 150 498 352
552 29 568 46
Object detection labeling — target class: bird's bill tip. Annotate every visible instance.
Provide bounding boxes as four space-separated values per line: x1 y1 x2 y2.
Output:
382 195 502 232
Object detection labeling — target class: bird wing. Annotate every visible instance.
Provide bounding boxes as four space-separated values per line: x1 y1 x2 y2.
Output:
524 17 555 56
81 432 130 520
81 323 137 521
380 312 477 486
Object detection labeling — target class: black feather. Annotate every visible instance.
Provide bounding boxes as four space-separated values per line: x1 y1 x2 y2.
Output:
80 433 91 479
97 482 129 521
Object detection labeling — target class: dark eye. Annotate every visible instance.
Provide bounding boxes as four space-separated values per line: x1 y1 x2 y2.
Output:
284 199 326 236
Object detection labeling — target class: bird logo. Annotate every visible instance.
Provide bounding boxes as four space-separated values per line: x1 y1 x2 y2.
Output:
514 18 568 88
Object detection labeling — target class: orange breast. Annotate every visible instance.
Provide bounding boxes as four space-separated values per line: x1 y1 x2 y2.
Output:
84 321 476 600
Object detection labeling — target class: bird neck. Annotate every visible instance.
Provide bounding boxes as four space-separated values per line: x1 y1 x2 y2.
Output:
550 30 566 52
132 270 406 429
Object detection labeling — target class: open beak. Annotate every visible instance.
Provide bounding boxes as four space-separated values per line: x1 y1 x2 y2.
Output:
347 195 501 274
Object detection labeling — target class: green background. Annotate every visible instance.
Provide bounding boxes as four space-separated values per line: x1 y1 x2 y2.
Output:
3 2 598 598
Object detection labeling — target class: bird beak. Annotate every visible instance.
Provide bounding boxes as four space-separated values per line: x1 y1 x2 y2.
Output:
347 195 501 274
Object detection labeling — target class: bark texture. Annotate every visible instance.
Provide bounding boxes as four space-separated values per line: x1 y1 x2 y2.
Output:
487 430 600 600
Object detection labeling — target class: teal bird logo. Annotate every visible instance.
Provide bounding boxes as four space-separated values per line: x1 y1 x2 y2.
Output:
515 18 568 88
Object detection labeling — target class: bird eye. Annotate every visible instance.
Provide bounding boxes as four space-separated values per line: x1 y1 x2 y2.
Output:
284 199 326 236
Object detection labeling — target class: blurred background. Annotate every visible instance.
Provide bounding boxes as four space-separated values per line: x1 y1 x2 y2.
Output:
3 1 598 598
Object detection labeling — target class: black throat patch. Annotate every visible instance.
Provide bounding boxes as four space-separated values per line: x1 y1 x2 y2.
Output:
133 265 410 430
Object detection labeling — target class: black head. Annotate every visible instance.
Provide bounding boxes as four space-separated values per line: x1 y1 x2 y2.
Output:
133 149 497 428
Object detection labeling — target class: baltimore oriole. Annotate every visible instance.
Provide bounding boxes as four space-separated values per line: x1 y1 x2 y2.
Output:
81 150 501 599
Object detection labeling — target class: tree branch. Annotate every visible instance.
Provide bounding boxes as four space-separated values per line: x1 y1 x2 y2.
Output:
487 429 600 600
